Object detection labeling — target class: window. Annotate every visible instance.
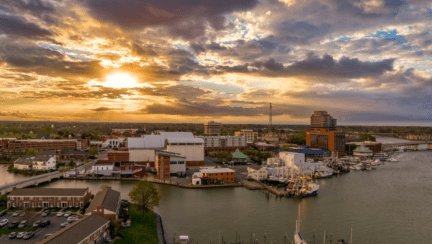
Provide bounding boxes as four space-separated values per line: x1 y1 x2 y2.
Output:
39 197 43 200
48 197 53 200
10 197 14 200
67 197 71 200
76 197 81 200
57 197 62 200
19 197 24 200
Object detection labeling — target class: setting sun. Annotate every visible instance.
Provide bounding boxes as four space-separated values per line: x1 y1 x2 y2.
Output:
104 73 140 88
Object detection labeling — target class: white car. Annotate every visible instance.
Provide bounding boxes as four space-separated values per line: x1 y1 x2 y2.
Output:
0 219 8 227
67 216 79 223
56 211 65 217
63 211 72 217
16 232 25 239
12 211 21 217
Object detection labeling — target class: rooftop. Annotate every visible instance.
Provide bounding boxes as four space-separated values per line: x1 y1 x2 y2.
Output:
9 188 89 197
61 150 90 155
201 168 235 174
38 150 57 156
37 214 109 244
85 187 121 215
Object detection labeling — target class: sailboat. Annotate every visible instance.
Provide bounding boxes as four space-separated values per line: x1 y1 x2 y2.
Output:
294 206 307 244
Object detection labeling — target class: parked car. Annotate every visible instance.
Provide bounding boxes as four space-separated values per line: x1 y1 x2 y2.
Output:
32 220 41 228
9 221 19 229
67 216 79 223
56 211 65 217
12 211 21 217
40 220 51 227
16 232 25 239
19 211 26 217
9 232 17 239
60 222 70 228
18 220 27 228
42 210 51 217
0 211 6 217
43 233 53 239
22 232 34 240
64 211 72 217
0 219 9 227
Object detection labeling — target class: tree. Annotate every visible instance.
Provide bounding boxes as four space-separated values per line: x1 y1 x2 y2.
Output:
0 194 7 207
129 180 160 212
45 125 52 136
26 148 38 157
360 133 376 142
282 145 290 151
69 159 76 168
10 128 20 136
89 147 98 156
58 131 64 137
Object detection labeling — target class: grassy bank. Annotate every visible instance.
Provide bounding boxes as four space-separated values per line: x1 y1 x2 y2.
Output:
7 165 52 176
115 205 158 244
0 228 36 235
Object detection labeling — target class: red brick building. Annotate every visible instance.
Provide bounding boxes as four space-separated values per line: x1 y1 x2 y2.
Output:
5 139 77 152
7 188 91 209
59 150 90 160
155 151 172 180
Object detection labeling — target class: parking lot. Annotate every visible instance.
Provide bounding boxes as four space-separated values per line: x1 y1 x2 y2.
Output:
0 211 81 243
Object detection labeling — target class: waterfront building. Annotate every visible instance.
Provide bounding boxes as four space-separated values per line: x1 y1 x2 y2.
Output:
7 187 91 208
232 149 249 163
306 111 345 156
234 129 258 142
155 150 181 180
36 214 110 244
247 166 268 181
204 121 222 136
353 144 373 158
32 155 56 171
85 187 121 221
278 151 305 167
127 132 204 167
92 162 115 175
201 168 236 183
346 141 382 154
13 156 34 170
201 136 247 154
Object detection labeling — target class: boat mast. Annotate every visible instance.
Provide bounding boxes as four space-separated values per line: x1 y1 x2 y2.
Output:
350 228 352 244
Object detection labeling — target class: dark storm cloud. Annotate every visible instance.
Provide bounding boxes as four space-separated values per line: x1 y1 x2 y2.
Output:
0 13 52 38
334 0 405 18
0 39 104 80
131 43 158 57
216 53 394 79
81 0 258 39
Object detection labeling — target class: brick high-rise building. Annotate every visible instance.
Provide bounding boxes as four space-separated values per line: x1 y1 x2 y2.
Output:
204 121 222 136
306 111 345 156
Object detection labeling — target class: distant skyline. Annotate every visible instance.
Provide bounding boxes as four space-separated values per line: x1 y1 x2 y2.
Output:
1 0 432 125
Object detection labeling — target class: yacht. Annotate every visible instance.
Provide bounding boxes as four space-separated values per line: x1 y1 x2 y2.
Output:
373 159 381 165
354 164 362 170
373 152 389 161
387 157 399 162
294 207 307 244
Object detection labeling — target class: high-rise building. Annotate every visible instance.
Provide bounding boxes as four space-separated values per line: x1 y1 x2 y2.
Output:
310 111 336 131
306 111 345 156
204 121 222 136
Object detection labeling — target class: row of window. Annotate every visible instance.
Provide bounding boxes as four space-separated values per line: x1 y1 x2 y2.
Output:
169 161 185 165
10 202 83 208
10 196 82 200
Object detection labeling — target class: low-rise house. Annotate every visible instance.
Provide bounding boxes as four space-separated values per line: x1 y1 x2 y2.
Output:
59 150 90 160
91 162 115 176
13 156 34 170
32 155 56 171
7 188 91 209
36 214 110 244
85 187 121 221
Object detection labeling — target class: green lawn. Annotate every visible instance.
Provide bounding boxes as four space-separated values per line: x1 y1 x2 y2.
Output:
0 228 36 235
115 205 158 244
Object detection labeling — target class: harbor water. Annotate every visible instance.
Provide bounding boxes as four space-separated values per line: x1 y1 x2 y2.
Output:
0 150 431 243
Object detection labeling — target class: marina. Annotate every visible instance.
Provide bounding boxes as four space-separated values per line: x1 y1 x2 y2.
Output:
0 149 430 243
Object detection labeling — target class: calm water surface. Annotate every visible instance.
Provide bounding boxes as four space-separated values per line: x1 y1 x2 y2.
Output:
1 151 431 244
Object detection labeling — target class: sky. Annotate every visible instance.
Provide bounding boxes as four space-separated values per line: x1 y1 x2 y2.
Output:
1 0 432 125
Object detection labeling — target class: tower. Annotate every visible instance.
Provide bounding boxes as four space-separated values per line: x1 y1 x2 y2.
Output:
268 103 272 133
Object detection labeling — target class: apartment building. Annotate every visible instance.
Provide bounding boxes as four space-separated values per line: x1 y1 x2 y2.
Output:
6 139 77 152
201 136 247 153
234 129 258 142
37 214 110 244
7 188 91 209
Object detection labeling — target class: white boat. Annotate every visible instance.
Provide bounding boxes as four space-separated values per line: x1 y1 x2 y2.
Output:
354 165 362 170
387 157 398 162
373 153 389 161
370 163 377 169
373 159 381 165
294 206 307 244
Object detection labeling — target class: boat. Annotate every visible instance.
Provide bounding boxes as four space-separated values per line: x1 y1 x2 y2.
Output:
373 159 381 165
294 206 307 244
387 157 398 162
354 164 362 170
373 152 389 161
287 176 319 198
175 235 191 244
